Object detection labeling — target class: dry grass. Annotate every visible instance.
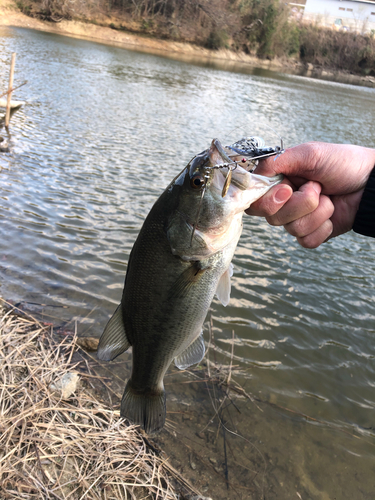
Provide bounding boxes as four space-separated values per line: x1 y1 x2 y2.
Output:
0 304 202 500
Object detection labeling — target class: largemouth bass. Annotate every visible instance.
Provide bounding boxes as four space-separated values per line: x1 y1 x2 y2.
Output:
97 138 283 433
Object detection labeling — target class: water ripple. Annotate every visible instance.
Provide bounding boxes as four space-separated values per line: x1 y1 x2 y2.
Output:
1 27 375 470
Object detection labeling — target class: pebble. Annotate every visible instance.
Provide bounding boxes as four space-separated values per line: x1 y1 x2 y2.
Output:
49 372 79 399
189 453 197 470
0 140 10 153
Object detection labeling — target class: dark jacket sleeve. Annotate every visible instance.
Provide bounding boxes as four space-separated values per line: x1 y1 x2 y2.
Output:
353 166 375 238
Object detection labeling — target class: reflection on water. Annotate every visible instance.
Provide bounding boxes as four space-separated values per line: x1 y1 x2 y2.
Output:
1 26 375 499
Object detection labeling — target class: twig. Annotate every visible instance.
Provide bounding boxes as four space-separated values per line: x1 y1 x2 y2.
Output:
32 443 50 485
0 81 27 99
219 412 229 490
0 304 201 500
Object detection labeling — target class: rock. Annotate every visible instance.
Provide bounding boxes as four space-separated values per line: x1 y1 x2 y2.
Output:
49 372 79 399
76 337 99 351
189 453 197 470
0 139 9 153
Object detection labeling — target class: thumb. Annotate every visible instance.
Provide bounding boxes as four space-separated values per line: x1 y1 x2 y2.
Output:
253 143 320 185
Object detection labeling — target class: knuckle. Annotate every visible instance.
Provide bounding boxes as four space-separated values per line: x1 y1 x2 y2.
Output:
297 236 320 249
297 220 333 249
285 218 306 238
304 189 320 213
266 214 283 227
320 194 335 217
303 142 322 169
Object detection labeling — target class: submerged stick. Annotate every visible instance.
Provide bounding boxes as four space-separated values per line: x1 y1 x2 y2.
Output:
219 410 229 490
0 81 27 100
5 53 16 128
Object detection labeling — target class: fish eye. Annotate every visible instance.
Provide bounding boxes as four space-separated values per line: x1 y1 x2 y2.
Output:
190 173 205 189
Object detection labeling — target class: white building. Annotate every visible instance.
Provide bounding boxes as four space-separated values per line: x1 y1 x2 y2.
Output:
302 0 375 33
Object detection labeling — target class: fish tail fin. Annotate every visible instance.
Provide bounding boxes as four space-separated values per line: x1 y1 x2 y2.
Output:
121 380 166 434
97 303 130 361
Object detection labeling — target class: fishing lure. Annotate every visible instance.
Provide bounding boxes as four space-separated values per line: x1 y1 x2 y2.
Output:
190 136 284 245
214 136 285 197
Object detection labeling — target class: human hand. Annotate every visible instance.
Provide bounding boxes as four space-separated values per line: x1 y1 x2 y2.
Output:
247 142 375 248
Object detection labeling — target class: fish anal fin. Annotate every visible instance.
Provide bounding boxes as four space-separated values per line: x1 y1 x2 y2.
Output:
121 381 166 434
175 332 206 370
97 303 130 361
215 262 233 307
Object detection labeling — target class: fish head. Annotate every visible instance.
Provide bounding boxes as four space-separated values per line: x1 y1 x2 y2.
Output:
167 139 283 260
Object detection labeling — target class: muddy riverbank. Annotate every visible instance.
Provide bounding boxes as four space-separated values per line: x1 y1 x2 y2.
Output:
0 299 206 500
0 298 274 500
1 0 374 88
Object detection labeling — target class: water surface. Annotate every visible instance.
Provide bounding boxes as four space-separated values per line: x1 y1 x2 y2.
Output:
1 27 375 499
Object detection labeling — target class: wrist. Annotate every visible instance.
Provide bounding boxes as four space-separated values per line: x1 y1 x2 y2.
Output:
352 165 375 237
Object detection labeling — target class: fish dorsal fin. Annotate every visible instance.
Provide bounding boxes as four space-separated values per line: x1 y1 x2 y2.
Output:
215 263 233 307
97 303 131 361
175 332 206 370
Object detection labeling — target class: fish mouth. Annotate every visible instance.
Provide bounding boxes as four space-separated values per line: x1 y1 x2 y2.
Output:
203 139 282 197
212 163 283 198
205 137 283 198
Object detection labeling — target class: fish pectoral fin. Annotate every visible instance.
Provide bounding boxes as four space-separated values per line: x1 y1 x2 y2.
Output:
97 303 130 361
121 381 166 434
169 261 210 299
215 262 233 307
175 332 206 370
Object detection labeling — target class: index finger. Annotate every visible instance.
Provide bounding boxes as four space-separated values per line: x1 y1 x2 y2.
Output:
253 142 321 183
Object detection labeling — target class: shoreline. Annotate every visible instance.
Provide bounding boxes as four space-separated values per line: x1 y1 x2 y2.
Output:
1 4 375 88
0 300 201 499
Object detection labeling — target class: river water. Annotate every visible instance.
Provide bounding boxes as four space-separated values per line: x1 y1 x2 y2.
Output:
1 26 375 499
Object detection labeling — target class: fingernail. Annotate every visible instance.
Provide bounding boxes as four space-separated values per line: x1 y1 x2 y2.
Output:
312 182 322 195
274 186 291 204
